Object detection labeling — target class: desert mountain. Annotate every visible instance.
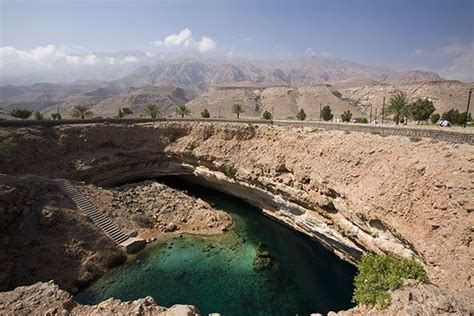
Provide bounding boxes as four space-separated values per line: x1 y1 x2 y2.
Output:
114 56 444 94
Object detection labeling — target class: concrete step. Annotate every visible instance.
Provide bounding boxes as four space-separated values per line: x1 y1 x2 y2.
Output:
54 178 132 247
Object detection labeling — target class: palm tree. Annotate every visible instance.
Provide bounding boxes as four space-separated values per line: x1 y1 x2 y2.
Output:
34 111 44 120
71 105 93 120
144 103 160 118
388 92 408 125
8 108 32 119
232 103 245 119
175 104 191 118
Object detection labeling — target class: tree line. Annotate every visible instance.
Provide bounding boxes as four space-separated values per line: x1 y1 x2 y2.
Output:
6 95 472 126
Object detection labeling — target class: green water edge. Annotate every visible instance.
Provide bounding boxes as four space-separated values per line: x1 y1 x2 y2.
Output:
75 178 356 315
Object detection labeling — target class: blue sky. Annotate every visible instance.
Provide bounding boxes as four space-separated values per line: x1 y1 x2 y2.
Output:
0 0 473 80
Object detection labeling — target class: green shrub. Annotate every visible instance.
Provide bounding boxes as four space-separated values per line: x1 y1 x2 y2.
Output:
430 113 440 124
223 163 237 178
341 110 352 122
296 108 307 121
321 105 333 121
8 108 32 119
262 110 272 120
353 254 428 309
201 108 210 118
354 117 368 124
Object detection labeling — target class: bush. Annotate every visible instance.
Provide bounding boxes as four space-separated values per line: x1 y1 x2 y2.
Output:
262 110 272 120
8 108 32 119
430 113 440 124
201 108 210 118
321 105 333 121
354 117 368 124
34 111 44 120
296 108 306 121
341 110 352 122
410 98 435 123
51 112 62 120
353 254 428 309
223 163 237 178
442 108 472 125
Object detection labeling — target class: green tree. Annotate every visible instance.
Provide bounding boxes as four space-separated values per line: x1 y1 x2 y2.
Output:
430 113 440 124
353 254 428 309
410 99 436 124
8 108 32 119
115 107 133 119
201 108 210 118
71 105 93 120
232 103 245 119
387 92 408 124
340 110 352 122
262 110 272 120
144 103 160 118
34 111 44 120
441 108 471 125
51 112 62 120
296 108 307 121
321 105 333 121
175 104 191 118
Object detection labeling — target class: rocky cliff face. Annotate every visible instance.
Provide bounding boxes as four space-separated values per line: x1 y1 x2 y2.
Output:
1 122 472 296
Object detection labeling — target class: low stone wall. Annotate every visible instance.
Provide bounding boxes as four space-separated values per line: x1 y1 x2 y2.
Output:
276 121 474 145
0 118 472 144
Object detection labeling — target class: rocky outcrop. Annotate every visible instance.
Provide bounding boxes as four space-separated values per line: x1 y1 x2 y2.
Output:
334 280 474 315
0 281 199 315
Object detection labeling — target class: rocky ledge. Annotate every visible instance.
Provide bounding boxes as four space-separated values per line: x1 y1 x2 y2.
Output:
0 281 199 315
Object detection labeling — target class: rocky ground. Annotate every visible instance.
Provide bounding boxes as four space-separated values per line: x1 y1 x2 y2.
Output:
0 175 126 293
0 281 199 315
78 180 232 240
0 121 473 314
334 280 472 315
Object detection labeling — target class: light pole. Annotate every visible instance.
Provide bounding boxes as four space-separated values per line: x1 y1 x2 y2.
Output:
319 103 322 121
370 104 373 123
381 97 386 124
464 88 472 128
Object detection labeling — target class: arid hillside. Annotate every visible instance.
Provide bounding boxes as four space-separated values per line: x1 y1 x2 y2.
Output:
185 81 472 119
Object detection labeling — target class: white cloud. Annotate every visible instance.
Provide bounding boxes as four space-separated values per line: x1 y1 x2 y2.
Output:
197 36 216 52
0 44 144 78
152 28 216 53
122 56 139 63
435 41 473 82
152 28 192 47
145 51 154 57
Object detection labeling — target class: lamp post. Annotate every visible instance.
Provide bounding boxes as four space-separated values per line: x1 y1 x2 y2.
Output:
370 104 373 123
381 97 386 124
319 103 322 121
464 88 472 128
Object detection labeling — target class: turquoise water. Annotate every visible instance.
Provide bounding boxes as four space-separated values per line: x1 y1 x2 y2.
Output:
76 178 356 315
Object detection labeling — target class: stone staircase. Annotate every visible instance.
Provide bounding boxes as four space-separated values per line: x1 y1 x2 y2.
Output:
55 178 129 245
